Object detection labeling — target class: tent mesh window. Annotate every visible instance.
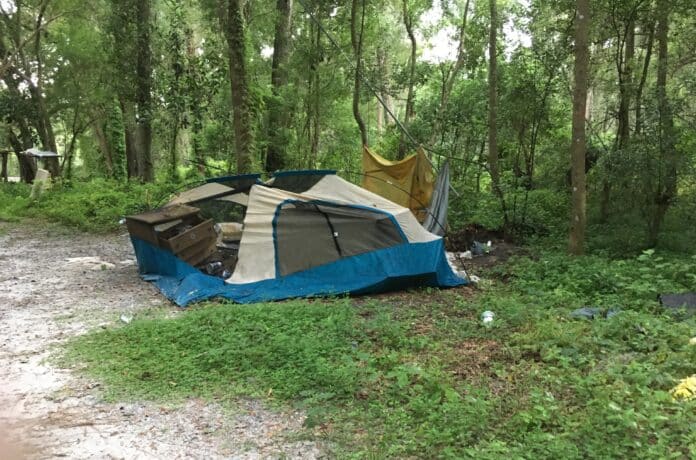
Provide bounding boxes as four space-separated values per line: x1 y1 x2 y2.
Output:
269 171 334 193
275 202 405 277
195 198 246 224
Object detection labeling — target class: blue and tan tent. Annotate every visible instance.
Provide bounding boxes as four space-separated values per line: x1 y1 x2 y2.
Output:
127 171 465 306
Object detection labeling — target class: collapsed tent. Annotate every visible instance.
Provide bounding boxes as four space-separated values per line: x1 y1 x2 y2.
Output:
362 146 451 236
126 171 465 306
362 146 435 222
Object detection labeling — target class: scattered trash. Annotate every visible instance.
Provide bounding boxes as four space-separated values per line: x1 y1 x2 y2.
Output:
481 310 495 326
659 293 696 314
65 257 115 271
570 307 622 320
461 250 473 260
205 261 224 275
471 241 488 256
470 275 481 284
671 375 696 401
118 218 126 225
120 314 133 324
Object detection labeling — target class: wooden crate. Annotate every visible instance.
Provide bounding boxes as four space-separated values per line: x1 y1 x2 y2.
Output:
125 205 201 246
158 218 217 266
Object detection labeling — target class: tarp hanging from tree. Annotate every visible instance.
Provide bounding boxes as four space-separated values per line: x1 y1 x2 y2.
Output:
361 146 435 222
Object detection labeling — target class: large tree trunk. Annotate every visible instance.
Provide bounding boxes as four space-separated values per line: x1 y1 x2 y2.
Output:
7 128 37 183
351 0 368 147
265 0 293 173
135 0 154 182
647 0 676 247
569 0 590 255
487 0 506 228
28 84 60 177
399 0 417 159
221 0 254 173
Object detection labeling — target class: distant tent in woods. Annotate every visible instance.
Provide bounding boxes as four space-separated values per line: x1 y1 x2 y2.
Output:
361 146 450 236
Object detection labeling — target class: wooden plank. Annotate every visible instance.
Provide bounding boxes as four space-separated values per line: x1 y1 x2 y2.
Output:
160 219 216 254
126 204 200 225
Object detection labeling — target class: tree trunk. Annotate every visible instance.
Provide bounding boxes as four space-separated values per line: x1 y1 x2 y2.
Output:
119 98 139 179
93 121 115 178
265 0 293 173
487 0 506 227
135 0 154 182
1 152 8 182
221 0 255 173
635 19 654 135
7 124 36 183
351 0 368 147
429 0 470 146
647 0 676 247
569 0 590 255
399 0 417 159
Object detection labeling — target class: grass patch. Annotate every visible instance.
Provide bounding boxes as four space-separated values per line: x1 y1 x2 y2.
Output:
65 249 696 458
0 179 179 232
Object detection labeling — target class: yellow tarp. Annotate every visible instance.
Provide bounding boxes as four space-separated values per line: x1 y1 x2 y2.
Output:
361 146 435 222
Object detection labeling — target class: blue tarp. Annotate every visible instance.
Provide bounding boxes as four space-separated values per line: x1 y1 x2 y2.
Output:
131 236 465 306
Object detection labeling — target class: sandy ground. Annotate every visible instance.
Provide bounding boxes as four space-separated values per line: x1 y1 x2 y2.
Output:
0 222 323 459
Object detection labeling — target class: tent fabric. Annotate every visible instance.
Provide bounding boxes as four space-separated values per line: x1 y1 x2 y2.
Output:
130 173 465 306
361 146 435 222
168 182 235 205
423 160 450 236
131 236 463 306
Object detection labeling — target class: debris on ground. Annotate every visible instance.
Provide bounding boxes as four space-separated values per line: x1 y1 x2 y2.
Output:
659 292 696 313
570 307 621 320
671 375 696 401
65 256 116 271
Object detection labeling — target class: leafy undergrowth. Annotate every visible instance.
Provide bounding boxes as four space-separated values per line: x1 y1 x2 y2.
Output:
0 180 180 232
65 250 696 458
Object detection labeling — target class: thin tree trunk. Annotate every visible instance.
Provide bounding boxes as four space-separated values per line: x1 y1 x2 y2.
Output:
119 98 139 179
487 0 506 228
601 17 635 222
135 0 154 182
399 0 417 159
169 122 179 179
647 0 676 247
94 121 115 178
351 0 368 147
265 0 293 172
221 0 254 173
429 0 470 146
569 0 590 255
635 19 655 135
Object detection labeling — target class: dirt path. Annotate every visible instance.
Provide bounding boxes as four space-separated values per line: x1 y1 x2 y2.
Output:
0 222 322 459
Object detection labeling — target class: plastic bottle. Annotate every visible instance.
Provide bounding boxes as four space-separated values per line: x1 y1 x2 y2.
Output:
481 310 495 326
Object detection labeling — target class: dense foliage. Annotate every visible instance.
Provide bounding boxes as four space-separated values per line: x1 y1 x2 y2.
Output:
0 0 694 249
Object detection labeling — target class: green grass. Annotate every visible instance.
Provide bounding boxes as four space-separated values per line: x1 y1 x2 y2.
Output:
64 249 696 458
